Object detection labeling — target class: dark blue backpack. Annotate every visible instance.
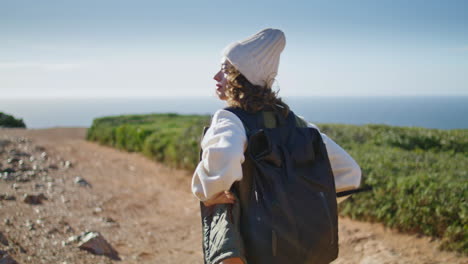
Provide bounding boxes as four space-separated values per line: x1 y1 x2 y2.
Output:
200 107 339 264
227 107 339 264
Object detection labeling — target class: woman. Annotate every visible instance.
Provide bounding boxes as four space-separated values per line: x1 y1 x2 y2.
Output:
192 28 361 264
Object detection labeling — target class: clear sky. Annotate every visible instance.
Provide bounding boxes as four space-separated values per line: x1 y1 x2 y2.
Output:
1 0 467 98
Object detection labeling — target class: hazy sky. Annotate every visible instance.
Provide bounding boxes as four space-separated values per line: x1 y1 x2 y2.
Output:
1 0 467 98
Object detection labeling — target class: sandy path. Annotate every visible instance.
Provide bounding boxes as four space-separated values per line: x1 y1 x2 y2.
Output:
0 128 466 264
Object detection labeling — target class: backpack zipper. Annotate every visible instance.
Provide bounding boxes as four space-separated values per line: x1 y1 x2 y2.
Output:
318 192 335 245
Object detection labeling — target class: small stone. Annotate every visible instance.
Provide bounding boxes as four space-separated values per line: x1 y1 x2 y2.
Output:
0 253 18 264
11 183 19 190
74 177 91 188
16 175 30 183
6 158 19 164
11 150 30 157
34 184 45 189
17 137 29 143
78 231 120 260
0 139 12 148
93 207 103 214
2 168 15 174
64 235 80 245
35 146 46 152
3 219 12 226
23 193 47 205
19 165 32 172
25 220 35 230
64 225 74 233
47 228 59 235
64 161 72 169
102 217 116 223
60 196 69 204
0 194 15 201
0 231 8 246
40 152 48 160
2 173 14 181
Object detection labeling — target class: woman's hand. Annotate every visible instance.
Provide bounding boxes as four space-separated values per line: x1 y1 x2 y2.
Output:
202 190 236 207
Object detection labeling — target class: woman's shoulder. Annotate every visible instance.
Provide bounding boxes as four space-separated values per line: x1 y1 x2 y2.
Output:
212 108 235 119
201 109 247 148
212 108 242 123
208 109 246 133
293 113 321 132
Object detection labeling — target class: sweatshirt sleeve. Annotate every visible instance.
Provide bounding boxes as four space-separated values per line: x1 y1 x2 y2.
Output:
305 122 362 203
191 109 247 201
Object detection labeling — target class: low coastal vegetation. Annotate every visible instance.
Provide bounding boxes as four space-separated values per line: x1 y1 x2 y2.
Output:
87 114 210 171
0 112 26 128
87 113 467 253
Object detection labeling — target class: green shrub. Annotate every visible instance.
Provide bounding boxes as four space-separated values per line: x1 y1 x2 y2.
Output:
87 114 467 254
0 112 26 128
87 113 210 171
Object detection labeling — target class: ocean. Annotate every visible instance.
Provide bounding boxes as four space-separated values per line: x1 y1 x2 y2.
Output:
1 96 467 129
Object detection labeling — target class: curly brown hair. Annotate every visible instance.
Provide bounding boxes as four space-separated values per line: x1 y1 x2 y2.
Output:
223 62 290 116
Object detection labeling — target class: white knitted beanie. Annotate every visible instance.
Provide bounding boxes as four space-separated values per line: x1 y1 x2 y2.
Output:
223 28 286 88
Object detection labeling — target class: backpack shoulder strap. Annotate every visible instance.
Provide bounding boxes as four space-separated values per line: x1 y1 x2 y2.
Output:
224 107 301 134
224 107 264 133
294 115 309 128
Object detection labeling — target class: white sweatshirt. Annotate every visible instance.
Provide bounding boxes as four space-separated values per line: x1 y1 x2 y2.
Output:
192 109 361 203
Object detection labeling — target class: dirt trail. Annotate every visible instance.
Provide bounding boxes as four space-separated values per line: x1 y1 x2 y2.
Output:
0 128 466 264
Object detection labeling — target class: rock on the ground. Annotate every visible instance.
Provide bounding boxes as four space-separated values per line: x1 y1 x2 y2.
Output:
40 152 47 160
0 139 12 148
23 193 47 205
10 150 30 158
0 194 15 201
6 158 20 164
1 168 15 174
93 207 103 214
25 219 35 231
3 219 12 226
0 232 8 246
77 231 120 260
63 160 72 169
34 145 45 152
74 177 91 188
102 217 116 223
0 173 14 181
63 235 81 246
0 256 18 264
0 250 17 264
